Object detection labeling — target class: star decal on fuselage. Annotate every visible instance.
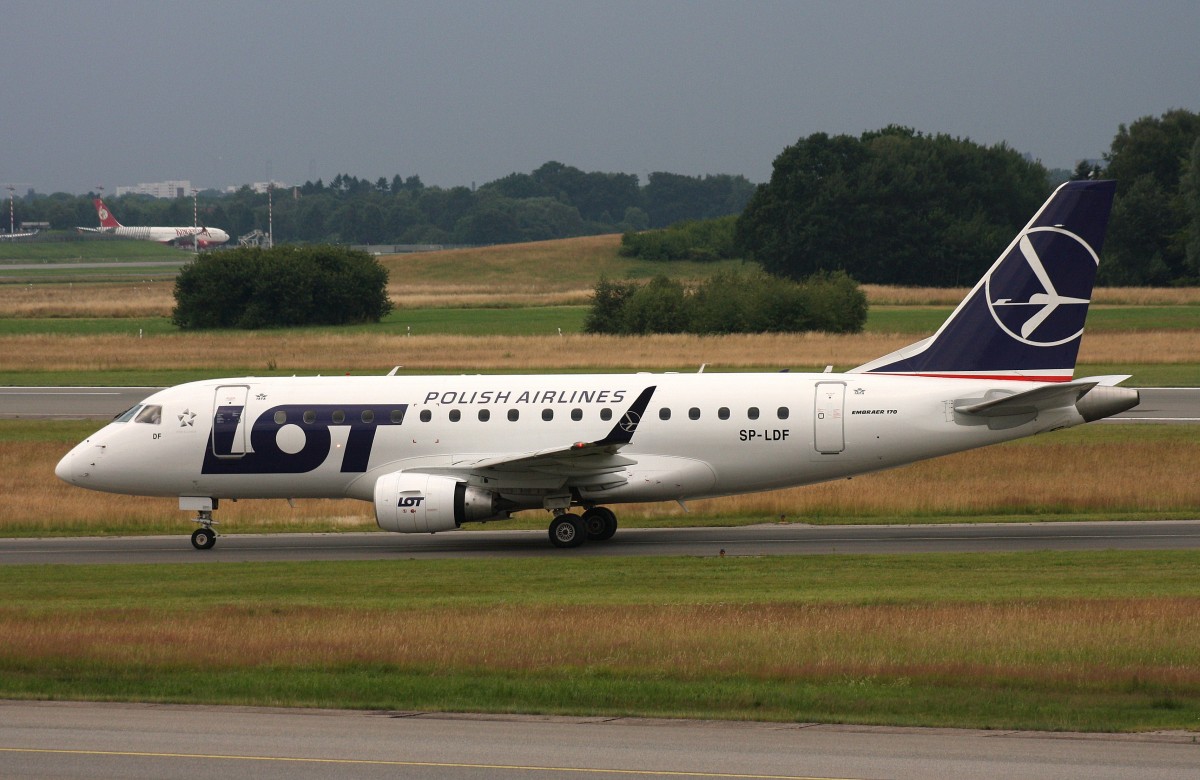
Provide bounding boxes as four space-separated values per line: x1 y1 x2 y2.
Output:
178 409 197 427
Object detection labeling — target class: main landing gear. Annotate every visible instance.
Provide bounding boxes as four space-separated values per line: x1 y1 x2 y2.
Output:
190 508 218 550
548 506 618 549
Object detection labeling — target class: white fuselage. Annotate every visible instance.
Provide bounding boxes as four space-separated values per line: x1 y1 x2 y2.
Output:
101 225 230 247
56 371 1085 508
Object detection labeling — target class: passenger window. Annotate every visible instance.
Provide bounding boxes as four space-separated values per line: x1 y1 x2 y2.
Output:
449 409 461 422
134 405 162 425
478 409 490 422
571 408 582 421
659 408 671 421
303 410 316 424
420 410 432 423
332 410 345 424
115 405 142 423
718 407 730 420
748 407 760 420
361 410 374 424
542 409 554 422
508 409 519 422
390 409 403 423
777 407 790 420
273 410 287 425
688 407 700 420
600 408 612 421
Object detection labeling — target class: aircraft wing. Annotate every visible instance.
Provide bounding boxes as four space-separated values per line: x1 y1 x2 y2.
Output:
411 385 657 486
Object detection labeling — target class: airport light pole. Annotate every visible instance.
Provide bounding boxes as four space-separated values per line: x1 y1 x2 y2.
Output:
192 189 199 255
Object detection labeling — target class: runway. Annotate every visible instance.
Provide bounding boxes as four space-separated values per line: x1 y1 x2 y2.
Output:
2 520 1199 565
2 701 1195 780
0 386 1197 421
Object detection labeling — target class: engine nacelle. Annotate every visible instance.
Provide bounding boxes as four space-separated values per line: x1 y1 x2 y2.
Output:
374 472 508 533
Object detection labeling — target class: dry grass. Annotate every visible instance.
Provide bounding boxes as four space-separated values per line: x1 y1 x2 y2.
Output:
386 283 593 309
0 282 175 318
9 429 1198 533
377 234 627 288
3 598 1197 687
3 257 1196 319
1 329 1198 374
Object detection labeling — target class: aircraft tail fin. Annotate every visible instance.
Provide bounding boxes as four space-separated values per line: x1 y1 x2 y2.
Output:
94 198 122 228
849 179 1117 382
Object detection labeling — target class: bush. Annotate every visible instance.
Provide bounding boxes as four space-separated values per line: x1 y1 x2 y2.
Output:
583 268 866 335
619 215 738 262
173 245 393 329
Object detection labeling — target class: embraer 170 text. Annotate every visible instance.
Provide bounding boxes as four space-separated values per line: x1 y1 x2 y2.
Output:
77 198 229 248
57 180 1139 550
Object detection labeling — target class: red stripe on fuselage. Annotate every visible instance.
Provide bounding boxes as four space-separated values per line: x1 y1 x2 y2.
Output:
869 372 1072 382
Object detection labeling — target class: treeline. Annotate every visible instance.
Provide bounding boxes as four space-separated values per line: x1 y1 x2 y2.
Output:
8 162 755 246
732 113 1200 287
584 269 867 335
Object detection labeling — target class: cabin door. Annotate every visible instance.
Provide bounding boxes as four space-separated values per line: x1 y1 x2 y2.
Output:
211 385 250 458
813 382 845 454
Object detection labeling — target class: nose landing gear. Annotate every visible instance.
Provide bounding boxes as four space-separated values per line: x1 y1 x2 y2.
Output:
182 497 219 550
190 509 218 550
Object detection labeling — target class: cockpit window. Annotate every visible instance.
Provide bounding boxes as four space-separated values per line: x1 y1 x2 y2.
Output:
114 405 143 423
134 405 163 425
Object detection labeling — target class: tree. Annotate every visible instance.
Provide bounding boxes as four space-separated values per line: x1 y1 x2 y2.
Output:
736 127 1047 286
1182 139 1200 282
1102 109 1200 285
173 245 392 329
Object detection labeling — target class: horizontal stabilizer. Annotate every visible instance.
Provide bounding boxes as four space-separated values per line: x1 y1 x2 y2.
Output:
956 376 1139 422
955 379 1101 418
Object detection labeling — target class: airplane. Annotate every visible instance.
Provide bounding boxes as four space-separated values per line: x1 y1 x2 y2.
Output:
77 198 229 248
56 179 1139 551
0 229 38 240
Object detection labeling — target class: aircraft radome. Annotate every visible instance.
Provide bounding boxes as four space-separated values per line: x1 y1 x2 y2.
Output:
57 180 1139 550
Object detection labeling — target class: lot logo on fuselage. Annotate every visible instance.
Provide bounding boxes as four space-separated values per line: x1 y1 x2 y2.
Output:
985 227 1098 347
203 404 407 475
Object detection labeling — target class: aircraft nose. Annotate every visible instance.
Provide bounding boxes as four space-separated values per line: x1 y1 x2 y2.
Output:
55 442 92 486
55 450 76 484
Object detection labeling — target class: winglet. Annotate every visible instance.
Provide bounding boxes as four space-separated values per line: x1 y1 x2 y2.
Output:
594 385 656 446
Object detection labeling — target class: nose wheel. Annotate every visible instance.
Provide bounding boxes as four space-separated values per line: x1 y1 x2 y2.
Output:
191 510 218 550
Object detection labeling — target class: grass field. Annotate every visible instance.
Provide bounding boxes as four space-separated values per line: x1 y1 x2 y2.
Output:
0 237 183 263
1 552 1198 730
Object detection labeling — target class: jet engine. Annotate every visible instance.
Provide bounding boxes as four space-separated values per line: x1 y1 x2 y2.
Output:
374 472 509 533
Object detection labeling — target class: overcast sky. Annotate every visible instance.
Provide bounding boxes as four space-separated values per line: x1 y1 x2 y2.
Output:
3 0 1198 194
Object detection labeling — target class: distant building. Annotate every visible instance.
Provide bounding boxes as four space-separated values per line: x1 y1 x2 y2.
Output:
224 181 288 195
115 180 192 199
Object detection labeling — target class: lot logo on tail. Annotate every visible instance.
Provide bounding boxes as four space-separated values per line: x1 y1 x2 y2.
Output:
985 226 1098 348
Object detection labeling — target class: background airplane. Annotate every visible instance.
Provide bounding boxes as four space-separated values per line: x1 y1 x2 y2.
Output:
0 229 39 240
77 198 229 248
56 181 1138 550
